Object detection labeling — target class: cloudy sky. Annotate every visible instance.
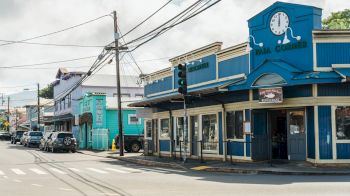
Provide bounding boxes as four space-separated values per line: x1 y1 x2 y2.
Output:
0 0 349 95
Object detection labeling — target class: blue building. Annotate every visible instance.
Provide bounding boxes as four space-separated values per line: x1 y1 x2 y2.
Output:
130 2 350 164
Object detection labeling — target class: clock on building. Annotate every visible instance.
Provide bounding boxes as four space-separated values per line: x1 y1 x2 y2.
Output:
270 12 289 35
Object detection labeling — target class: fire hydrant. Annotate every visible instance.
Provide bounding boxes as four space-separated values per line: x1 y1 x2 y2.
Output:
112 139 116 152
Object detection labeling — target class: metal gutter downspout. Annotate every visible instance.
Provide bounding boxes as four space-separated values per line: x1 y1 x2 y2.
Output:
169 109 174 158
221 103 227 162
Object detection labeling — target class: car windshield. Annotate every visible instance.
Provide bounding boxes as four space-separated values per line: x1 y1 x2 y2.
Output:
17 132 24 136
29 132 43 136
57 133 73 138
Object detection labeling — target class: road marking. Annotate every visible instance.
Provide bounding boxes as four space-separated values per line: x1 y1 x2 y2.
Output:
87 168 108 174
3 176 8 179
99 193 119 196
119 167 142 173
104 168 128 174
59 188 73 191
68 168 82 172
13 179 22 183
0 170 4 175
30 168 47 175
32 184 43 187
50 168 67 174
11 169 26 175
191 166 211 171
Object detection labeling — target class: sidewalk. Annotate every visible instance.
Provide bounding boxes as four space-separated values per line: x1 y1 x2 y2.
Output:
78 150 350 175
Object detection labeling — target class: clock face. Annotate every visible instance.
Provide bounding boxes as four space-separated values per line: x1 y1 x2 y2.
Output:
270 12 289 35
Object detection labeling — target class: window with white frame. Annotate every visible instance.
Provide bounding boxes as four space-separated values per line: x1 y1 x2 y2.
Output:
336 106 350 140
128 114 141 125
160 118 170 138
202 114 218 151
226 111 244 139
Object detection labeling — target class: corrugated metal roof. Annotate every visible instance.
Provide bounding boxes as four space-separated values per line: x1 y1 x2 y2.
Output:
82 74 142 88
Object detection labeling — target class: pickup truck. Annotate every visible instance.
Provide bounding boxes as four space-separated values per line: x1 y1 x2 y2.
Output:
115 135 143 153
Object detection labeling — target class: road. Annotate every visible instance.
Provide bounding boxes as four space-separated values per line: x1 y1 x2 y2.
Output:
1 141 350 196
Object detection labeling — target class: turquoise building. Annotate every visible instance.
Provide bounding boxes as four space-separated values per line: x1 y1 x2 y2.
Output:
79 92 144 150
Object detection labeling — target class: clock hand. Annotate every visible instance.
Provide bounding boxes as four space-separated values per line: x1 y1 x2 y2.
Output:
278 15 280 27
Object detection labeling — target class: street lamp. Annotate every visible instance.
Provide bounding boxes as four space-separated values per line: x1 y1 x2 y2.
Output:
246 35 264 52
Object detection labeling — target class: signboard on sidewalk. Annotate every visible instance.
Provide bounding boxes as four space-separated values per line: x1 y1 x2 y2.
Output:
259 87 283 103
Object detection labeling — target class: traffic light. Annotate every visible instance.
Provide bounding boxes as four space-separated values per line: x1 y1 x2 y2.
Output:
177 64 187 95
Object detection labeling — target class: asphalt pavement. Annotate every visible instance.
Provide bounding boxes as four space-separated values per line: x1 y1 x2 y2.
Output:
1 141 350 196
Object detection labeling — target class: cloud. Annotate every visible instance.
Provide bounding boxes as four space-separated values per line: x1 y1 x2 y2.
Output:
0 0 349 95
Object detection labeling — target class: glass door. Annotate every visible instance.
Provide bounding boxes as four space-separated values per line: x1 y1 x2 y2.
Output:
190 116 199 156
287 109 306 161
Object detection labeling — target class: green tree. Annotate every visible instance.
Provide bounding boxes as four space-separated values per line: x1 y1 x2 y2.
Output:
322 9 350 30
39 84 53 99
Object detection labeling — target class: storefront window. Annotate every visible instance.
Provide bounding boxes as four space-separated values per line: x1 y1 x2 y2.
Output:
226 111 243 139
336 106 350 140
146 121 152 138
289 111 305 135
160 119 170 138
202 114 218 151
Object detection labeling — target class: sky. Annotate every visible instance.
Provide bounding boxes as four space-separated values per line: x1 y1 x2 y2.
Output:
0 0 349 95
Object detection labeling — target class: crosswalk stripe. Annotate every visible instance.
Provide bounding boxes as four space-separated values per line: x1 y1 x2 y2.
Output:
87 168 108 174
0 170 4 175
11 169 26 175
30 168 47 175
50 168 66 174
68 168 81 172
104 168 128 174
119 167 142 173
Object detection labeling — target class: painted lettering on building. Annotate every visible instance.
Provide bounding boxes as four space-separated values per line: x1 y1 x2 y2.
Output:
188 62 209 72
255 41 307 56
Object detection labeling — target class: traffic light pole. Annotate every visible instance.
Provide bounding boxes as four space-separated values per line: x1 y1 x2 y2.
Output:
37 83 40 131
7 96 10 132
183 96 188 163
113 10 124 156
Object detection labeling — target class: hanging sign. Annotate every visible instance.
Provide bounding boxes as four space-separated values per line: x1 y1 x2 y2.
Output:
259 87 283 103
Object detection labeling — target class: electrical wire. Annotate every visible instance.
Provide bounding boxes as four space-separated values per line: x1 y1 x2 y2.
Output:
120 0 173 39
0 55 98 69
0 14 111 47
0 39 106 48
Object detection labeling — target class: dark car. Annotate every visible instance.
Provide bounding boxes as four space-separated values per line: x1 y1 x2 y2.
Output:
0 131 11 141
39 132 53 151
11 130 25 144
46 132 77 153
25 131 43 147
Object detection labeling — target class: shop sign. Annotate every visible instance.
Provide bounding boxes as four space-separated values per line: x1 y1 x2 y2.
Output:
259 87 283 103
255 41 307 56
95 99 103 126
82 100 91 113
188 62 209 72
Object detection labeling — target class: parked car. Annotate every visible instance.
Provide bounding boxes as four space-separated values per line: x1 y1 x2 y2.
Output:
39 132 53 151
115 135 143 153
19 132 28 145
24 131 43 147
11 130 25 144
0 131 11 141
46 132 77 153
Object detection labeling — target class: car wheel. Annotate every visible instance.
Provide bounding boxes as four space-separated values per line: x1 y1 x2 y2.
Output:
13 141 16 144
130 142 141 153
71 149 76 153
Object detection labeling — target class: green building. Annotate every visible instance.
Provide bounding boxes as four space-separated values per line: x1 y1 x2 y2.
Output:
79 92 144 150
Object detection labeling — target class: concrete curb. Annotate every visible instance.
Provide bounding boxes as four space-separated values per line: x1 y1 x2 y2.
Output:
79 151 350 176
201 167 350 176
109 156 187 170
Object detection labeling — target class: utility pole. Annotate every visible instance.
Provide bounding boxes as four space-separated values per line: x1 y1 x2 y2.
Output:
37 83 40 131
15 108 18 130
113 10 124 156
7 96 10 132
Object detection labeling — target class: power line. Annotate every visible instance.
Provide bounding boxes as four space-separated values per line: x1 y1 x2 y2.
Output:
120 0 173 39
0 55 98 69
0 14 111 47
0 39 105 48
0 56 170 70
0 84 36 88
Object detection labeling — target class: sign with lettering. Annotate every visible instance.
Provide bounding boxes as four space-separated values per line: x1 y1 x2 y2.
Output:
95 99 103 126
82 100 91 113
259 88 283 103
188 62 209 72
255 41 307 56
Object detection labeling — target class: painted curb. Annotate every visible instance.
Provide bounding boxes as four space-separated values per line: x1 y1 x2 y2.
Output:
110 156 187 170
